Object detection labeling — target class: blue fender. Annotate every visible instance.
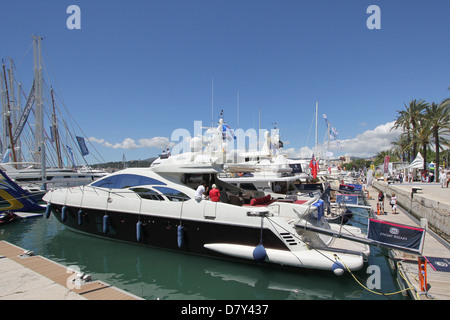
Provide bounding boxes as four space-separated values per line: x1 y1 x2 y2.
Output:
177 225 184 248
103 214 110 234
61 206 67 222
77 210 83 226
252 244 266 263
332 261 344 276
45 204 52 219
136 221 143 242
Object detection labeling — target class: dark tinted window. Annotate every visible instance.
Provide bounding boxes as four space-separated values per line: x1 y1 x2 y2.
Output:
92 174 166 189
131 188 165 200
240 183 257 191
154 187 190 202
290 164 303 173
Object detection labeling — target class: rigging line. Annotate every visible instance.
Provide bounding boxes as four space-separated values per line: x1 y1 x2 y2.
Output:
16 39 34 70
11 61 32 105
305 110 315 151
52 90 106 164
41 43 106 164
47 93 90 168
259 215 264 244
334 254 413 297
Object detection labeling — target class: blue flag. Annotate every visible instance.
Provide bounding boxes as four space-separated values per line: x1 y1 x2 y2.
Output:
66 145 76 168
76 136 89 156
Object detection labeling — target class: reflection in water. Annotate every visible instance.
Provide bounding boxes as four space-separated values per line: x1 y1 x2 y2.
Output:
0 209 407 300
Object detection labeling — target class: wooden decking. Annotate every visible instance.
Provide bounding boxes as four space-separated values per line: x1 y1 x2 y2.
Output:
366 185 450 300
0 241 142 300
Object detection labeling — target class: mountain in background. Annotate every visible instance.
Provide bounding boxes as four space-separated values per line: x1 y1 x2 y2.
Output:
91 157 158 171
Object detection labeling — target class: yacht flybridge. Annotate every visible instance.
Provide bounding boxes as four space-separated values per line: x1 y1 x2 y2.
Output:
43 152 370 275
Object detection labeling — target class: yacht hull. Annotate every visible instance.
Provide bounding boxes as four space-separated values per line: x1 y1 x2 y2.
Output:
48 203 365 273
49 204 288 259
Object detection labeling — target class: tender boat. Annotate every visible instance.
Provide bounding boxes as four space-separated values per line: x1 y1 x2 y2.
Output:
43 152 370 275
0 211 18 225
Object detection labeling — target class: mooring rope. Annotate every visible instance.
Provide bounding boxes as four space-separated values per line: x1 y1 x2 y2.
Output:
334 254 416 297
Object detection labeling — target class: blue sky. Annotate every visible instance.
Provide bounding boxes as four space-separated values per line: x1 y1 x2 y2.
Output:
1 0 449 163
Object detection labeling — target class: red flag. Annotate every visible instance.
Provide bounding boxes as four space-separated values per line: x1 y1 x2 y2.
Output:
383 155 390 174
309 154 319 178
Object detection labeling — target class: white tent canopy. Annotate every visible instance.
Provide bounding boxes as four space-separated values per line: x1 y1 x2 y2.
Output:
407 152 424 169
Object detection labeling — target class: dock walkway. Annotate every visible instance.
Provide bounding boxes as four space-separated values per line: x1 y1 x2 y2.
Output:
0 241 143 300
366 184 450 300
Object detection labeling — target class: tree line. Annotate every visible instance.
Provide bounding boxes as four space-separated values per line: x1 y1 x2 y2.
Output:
390 94 450 172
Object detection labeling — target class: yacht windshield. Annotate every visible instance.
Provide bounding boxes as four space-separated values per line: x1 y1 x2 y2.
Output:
92 174 166 189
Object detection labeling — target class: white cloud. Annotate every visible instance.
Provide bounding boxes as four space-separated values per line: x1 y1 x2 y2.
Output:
88 136 175 150
89 122 403 159
283 146 314 158
330 121 402 158
282 121 402 159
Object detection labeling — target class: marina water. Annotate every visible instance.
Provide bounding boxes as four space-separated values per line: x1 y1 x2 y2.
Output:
0 207 408 300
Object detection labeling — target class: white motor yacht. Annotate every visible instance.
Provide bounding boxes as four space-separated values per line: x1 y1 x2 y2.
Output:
43 152 370 275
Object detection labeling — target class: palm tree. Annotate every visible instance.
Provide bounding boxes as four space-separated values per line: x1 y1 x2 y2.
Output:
424 101 450 173
390 133 409 162
392 110 412 161
411 117 433 172
392 99 428 161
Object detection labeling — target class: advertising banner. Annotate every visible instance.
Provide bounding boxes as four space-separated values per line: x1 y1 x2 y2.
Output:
368 219 425 254
336 194 358 205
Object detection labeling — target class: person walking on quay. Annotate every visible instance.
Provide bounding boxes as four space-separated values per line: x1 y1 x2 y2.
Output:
440 169 447 188
377 191 385 215
390 193 397 214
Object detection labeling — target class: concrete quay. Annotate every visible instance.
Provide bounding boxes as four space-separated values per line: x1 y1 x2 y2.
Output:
366 184 450 300
372 181 450 240
0 241 143 300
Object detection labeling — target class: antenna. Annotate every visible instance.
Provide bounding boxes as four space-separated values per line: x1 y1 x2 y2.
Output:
211 77 214 127
237 91 239 129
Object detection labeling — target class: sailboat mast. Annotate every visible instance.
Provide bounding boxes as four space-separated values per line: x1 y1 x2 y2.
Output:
9 58 22 164
51 88 63 168
33 35 46 189
315 101 318 154
1 62 18 165
33 36 44 166
0 70 5 154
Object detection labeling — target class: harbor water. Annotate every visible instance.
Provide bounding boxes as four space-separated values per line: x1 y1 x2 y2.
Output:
0 206 409 300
